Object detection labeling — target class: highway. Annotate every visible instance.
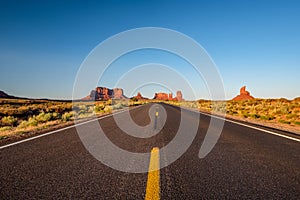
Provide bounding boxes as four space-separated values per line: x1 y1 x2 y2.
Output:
0 103 299 199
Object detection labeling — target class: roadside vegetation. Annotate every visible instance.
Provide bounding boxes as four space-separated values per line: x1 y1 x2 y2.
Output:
0 99 148 140
167 98 300 133
1 97 299 141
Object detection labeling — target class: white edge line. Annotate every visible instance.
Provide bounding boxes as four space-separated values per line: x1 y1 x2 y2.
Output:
182 106 300 143
0 105 144 150
2 103 299 150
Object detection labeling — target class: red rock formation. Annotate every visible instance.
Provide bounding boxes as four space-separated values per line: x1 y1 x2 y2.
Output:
240 86 250 96
135 92 142 99
154 93 169 100
136 92 142 99
87 87 126 100
133 92 148 100
113 88 124 99
84 87 183 101
176 91 183 101
232 86 255 100
153 90 183 101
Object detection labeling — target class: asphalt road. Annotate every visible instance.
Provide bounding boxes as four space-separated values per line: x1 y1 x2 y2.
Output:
0 103 299 199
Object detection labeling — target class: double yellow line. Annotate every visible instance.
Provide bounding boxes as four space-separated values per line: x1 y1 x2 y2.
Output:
145 147 160 200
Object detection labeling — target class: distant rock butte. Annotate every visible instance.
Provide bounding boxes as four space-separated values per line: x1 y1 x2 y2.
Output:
132 92 148 100
83 88 184 101
232 86 255 100
153 91 183 101
83 87 127 100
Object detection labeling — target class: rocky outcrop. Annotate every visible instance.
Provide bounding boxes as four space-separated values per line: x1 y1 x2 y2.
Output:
84 87 183 101
113 88 124 99
132 92 148 100
176 91 183 101
85 87 127 100
153 91 183 101
232 86 255 100
153 93 169 100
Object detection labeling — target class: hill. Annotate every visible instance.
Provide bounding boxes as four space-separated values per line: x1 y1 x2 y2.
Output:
0 90 18 99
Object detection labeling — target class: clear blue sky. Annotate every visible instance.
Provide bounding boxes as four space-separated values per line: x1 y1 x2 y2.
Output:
0 0 299 100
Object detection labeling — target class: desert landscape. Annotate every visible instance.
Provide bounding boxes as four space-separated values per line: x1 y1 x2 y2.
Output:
1 86 299 142
1 1 299 199
0 89 147 141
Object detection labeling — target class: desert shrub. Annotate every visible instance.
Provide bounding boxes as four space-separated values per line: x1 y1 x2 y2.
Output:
281 106 291 114
188 102 199 109
0 135 8 140
27 117 38 126
240 111 250 118
227 105 234 110
52 112 61 120
132 97 138 102
250 114 260 119
260 115 275 120
120 102 129 108
103 106 112 113
18 117 38 128
279 119 290 124
112 103 124 110
45 103 72 113
0 126 12 132
227 110 238 115
294 121 300 126
75 104 88 113
62 112 75 122
87 106 94 113
106 99 112 105
94 104 105 113
129 101 144 106
286 114 298 120
243 114 250 118
1 116 18 126
35 112 53 123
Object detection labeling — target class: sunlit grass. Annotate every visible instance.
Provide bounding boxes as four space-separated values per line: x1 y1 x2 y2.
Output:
166 98 300 132
1 97 299 140
0 98 149 140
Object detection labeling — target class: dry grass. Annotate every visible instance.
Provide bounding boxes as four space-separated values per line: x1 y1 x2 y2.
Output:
167 98 300 134
0 98 148 140
1 97 299 140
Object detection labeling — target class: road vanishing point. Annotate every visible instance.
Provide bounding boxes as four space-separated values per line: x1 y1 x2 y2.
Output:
1 103 299 199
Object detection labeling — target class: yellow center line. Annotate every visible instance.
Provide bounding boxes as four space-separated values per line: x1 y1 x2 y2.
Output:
145 147 160 200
